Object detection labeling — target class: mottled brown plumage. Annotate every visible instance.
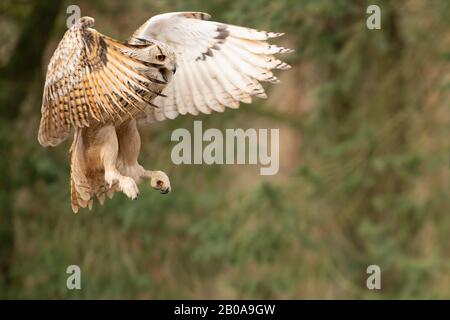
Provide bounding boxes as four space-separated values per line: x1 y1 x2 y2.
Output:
38 17 171 147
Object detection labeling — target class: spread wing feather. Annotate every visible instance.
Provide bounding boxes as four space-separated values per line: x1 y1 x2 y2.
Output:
132 12 293 125
38 18 158 147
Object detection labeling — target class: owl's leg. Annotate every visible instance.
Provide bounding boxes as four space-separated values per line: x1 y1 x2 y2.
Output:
98 125 139 200
116 120 171 194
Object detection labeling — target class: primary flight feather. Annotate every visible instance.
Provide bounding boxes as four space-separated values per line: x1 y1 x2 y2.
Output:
38 12 292 212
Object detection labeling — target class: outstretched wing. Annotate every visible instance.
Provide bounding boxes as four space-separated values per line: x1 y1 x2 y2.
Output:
130 12 293 124
38 17 160 147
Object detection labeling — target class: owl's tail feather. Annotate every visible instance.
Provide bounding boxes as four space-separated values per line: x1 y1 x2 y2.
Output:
70 129 92 213
70 128 115 213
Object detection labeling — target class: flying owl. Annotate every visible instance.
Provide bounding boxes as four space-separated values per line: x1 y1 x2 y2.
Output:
37 12 292 213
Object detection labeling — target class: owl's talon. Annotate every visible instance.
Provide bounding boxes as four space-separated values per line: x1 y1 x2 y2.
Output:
119 176 139 200
145 170 171 194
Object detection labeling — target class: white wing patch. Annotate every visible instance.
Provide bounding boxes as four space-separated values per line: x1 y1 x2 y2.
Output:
131 12 293 124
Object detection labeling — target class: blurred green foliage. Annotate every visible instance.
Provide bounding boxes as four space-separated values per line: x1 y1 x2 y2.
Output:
0 0 449 299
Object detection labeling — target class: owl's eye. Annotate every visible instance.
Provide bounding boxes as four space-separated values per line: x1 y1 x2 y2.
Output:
156 54 166 62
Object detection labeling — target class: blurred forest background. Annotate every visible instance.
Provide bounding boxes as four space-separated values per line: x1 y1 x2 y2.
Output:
0 0 449 299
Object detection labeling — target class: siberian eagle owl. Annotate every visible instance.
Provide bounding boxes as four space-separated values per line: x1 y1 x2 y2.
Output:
37 12 292 212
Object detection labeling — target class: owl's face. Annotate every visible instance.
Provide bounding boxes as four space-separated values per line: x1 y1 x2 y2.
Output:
130 39 177 83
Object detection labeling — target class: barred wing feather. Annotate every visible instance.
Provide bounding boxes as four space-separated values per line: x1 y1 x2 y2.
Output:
131 12 293 124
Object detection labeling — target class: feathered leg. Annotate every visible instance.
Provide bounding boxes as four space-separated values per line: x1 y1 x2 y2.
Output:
116 120 171 194
96 125 140 200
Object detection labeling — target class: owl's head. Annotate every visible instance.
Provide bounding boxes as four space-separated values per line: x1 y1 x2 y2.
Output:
128 38 177 83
